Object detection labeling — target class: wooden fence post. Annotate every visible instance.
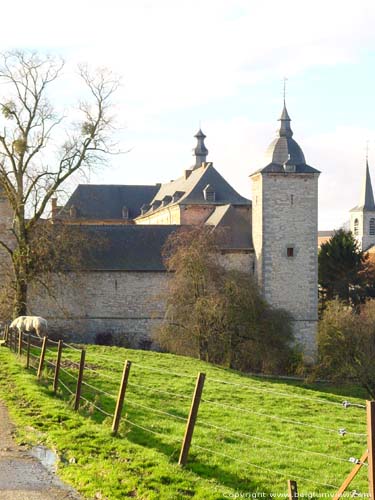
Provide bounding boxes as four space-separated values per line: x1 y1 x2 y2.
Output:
53 340 63 394
112 360 131 435
74 349 86 411
288 480 298 499
178 372 205 466
367 401 375 499
37 336 48 380
18 331 22 356
26 334 31 369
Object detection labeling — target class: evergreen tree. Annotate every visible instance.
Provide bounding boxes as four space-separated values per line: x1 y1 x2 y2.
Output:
318 229 374 306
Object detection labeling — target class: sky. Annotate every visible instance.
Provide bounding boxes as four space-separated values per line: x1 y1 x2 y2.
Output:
1 0 375 229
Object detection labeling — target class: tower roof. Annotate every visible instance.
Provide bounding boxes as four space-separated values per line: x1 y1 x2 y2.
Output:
251 101 320 176
351 160 375 211
192 128 208 169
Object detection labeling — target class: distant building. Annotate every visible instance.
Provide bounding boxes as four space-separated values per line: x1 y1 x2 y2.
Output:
0 102 320 359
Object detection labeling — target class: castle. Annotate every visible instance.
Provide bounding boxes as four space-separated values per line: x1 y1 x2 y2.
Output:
22 102 319 358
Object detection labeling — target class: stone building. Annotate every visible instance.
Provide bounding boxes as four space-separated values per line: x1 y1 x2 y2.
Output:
5 102 320 357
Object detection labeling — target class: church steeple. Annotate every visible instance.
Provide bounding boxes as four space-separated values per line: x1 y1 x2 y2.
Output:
278 102 293 138
359 159 375 209
192 129 208 169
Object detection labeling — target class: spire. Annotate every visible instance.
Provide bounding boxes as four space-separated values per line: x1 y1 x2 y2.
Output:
192 129 208 169
359 159 375 209
278 101 293 138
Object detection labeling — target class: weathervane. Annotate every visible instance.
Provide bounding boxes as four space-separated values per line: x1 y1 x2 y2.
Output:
283 77 288 103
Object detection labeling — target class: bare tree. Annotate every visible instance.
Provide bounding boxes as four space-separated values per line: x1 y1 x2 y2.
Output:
0 50 120 317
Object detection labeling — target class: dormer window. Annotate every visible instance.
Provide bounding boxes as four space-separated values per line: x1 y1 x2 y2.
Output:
161 195 172 207
69 205 78 218
172 191 184 203
203 184 215 202
151 201 161 211
122 206 129 220
140 204 150 215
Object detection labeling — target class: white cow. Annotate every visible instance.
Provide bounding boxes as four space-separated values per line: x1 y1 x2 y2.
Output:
10 316 48 338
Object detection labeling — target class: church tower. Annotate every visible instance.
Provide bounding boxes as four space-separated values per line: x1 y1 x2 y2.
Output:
250 102 320 361
349 160 375 251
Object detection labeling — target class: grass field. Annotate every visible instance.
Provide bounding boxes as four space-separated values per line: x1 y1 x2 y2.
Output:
0 341 370 499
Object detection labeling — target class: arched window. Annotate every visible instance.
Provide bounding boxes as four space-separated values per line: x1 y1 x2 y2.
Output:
354 218 359 235
370 218 375 236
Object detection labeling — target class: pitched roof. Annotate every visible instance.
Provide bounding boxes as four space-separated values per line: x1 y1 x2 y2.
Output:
76 225 180 271
60 184 160 220
206 204 253 249
138 163 250 219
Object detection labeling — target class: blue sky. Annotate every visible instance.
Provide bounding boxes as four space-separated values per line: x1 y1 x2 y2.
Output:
2 0 375 229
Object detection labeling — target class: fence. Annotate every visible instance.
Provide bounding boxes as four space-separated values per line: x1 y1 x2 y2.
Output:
2 324 374 499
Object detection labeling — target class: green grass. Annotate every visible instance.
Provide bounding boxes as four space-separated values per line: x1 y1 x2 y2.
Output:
0 342 370 499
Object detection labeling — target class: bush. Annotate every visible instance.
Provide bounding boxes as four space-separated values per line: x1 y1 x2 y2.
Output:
317 299 375 398
154 227 297 375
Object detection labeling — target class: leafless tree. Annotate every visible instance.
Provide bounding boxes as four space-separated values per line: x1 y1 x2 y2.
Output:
0 50 120 317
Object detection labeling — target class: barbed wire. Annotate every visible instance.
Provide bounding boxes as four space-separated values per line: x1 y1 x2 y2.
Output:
79 395 114 418
192 444 340 490
47 338 60 345
126 399 187 422
58 378 75 396
197 418 362 465
128 382 192 401
81 380 117 400
123 417 183 444
207 376 366 409
201 398 367 437
59 366 79 382
83 365 120 383
132 362 196 379
63 342 82 352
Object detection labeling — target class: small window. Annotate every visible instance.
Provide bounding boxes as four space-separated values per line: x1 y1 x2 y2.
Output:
291 194 294 206
354 218 359 235
287 247 294 257
370 218 375 235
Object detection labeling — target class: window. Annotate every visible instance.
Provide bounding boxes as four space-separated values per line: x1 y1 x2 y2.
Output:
370 218 375 236
291 194 294 206
354 218 359 235
203 184 215 202
287 247 294 257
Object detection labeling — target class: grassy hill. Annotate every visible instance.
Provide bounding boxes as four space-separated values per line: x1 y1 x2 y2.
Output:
0 343 370 499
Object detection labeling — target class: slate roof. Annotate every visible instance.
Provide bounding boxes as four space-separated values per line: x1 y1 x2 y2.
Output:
205 204 253 249
350 160 375 211
75 225 180 271
138 163 250 219
60 184 160 220
251 103 320 176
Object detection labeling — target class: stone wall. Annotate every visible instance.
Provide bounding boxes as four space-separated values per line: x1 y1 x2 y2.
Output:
28 250 256 347
29 271 169 348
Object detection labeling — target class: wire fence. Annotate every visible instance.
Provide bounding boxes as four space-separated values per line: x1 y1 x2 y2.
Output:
1 327 371 497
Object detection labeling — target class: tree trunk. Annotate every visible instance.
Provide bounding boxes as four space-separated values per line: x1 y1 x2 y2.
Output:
14 278 27 317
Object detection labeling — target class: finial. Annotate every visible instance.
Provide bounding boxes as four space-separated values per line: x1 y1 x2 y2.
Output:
366 140 369 164
283 76 288 104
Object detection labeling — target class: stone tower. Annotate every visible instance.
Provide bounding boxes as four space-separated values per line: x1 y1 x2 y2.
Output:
250 102 320 361
349 160 375 251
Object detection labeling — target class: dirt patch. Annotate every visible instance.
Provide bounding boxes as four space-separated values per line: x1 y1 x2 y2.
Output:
0 401 81 499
